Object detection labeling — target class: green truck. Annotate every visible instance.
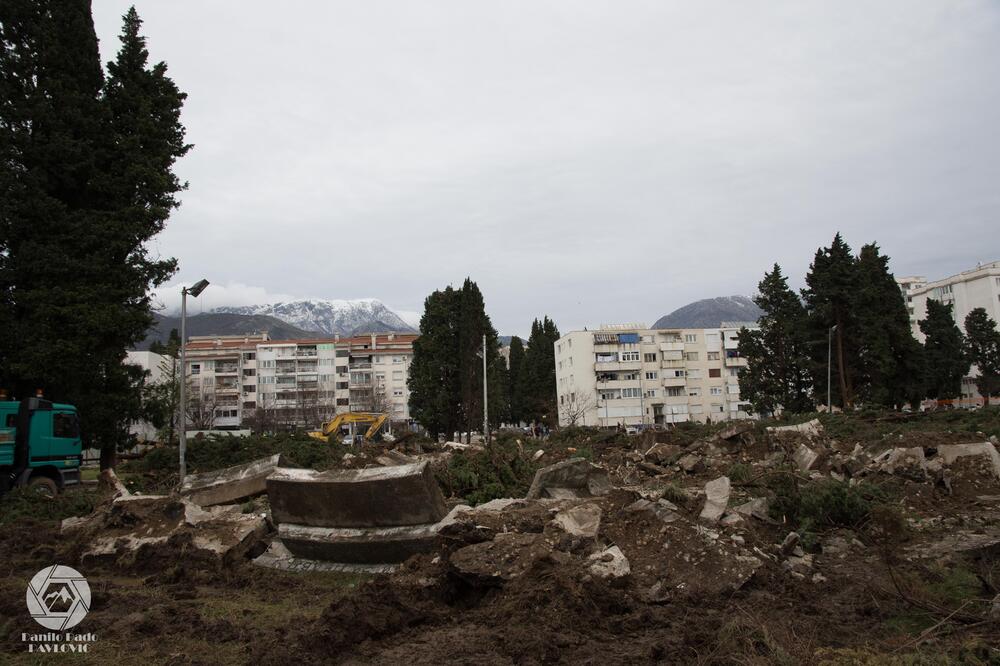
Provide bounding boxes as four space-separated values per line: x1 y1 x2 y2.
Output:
0 397 82 495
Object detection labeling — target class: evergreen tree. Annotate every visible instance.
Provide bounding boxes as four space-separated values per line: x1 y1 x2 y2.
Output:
507 336 526 424
408 279 507 441
521 316 560 426
736 264 813 415
853 243 924 408
0 3 187 468
964 308 1000 406
802 233 861 409
918 300 968 401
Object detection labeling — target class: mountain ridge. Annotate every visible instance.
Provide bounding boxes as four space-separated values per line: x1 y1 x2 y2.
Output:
653 295 762 329
213 298 416 336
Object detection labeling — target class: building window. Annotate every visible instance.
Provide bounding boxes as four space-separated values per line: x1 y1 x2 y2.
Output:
643 353 657 362
336 366 348 374
709 368 721 378
710 387 722 396
684 334 697 343
706 351 720 361
666 387 684 397
621 351 640 362
621 387 641 398
645 371 657 380
688 387 701 397
336 398 349 406
684 352 699 361
190 363 200 375
393 389 404 397
644 389 657 398
728 368 739 377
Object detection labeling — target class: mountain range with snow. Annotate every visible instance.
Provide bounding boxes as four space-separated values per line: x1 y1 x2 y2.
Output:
652 295 763 329
213 298 416 336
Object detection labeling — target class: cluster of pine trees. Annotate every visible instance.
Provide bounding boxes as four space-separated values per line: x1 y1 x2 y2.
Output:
407 280 560 438
0 3 188 466
738 234 1000 414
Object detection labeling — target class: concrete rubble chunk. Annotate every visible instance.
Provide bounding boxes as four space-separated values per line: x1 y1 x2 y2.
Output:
588 545 630 579
936 442 1000 481
699 476 731 524
792 443 819 472
278 522 441 564
872 447 927 481
734 497 771 521
716 422 754 441
626 498 680 524
645 443 683 465
450 532 555 582
552 502 602 538
525 457 611 500
767 418 823 440
253 540 398 574
267 461 448 528
677 453 705 474
180 454 283 507
780 531 800 555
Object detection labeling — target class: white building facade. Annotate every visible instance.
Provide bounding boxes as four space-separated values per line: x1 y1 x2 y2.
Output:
906 261 1000 403
182 332 417 430
554 323 758 427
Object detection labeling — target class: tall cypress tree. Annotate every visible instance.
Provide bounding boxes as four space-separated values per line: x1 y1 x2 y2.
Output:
918 300 968 401
507 336 526 424
521 316 560 426
964 308 1000 406
0 3 187 467
737 264 813 415
802 233 860 409
853 243 924 408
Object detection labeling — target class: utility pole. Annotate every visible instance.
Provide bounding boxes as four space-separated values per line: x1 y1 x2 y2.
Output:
178 279 209 483
482 334 489 443
827 324 838 414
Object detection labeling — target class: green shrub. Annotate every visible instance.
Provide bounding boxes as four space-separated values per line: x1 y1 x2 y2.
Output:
768 472 886 536
727 463 753 484
436 439 538 505
0 487 98 526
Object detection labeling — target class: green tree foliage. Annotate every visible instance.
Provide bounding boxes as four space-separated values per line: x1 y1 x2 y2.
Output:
802 233 861 409
408 279 507 440
736 264 813 415
520 316 560 426
0 3 188 467
918 300 969 400
853 243 924 408
964 308 1000 406
507 336 526 424
143 328 181 444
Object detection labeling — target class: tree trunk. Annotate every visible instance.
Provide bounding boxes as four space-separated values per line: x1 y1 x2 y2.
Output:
99 443 116 470
835 323 851 409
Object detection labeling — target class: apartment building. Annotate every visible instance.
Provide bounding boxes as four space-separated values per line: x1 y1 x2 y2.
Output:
554 323 758 427
895 275 927 328
182 332 417 430
906 260 1000 402
125 350 170 441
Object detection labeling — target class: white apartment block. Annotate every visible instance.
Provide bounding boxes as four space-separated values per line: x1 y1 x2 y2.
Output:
183 332 417 430
895 275 927 328
554 323 758 428
125 350 170 441
906 260 1000 403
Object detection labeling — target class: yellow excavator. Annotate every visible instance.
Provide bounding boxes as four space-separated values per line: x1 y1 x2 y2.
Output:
307 412 388 443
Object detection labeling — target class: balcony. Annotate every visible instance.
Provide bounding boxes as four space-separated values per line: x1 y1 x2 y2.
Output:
298 374 318 383
276 367 297 375
297 365 318 373
597 379 641 390
659 342 684 352
724 354 747 367
594 361 640 372
661 376 686 388
215 364 239 375
661 359 685 369
295 350 318 358
349 362 372 370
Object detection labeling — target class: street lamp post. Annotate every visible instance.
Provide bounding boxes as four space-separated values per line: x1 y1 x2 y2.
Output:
827 324 838 414
178 279 209 482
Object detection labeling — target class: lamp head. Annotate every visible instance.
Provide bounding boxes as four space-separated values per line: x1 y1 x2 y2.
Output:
187 279 210 297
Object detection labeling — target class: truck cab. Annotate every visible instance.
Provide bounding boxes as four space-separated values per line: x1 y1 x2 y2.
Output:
0 397 82 495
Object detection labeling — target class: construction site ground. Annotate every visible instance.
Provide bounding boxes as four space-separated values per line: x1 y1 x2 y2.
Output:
2 409 1000 664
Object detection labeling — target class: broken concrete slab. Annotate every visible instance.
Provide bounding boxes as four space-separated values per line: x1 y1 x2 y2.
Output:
645 443 683 465
792 443 819 472
180 454 283 507
588 545 630 579
936 442 1000 481
872 447 927 481
551 502 602 539
767 418 823 439
525 457 611 500
267 461 448 528
733 497 771 522
716 422 754 441
450 532 557 583
252 540 398 574
699 476 731 524
277 522 443 564
677 453 705 474
626 498 681 524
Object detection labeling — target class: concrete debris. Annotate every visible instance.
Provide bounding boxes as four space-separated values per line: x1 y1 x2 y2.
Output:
677 453 705 474
451 532 557 583
277 520 447 565
552 502 602 539
99 468 130 498
532 449 545 461
252 540 397 574
872 447 927 481
645 443 683 465
779 532 800 556
267 461 448 528
936 442 1000 481
767 418 823 440
991 593 1000 620
716 422 754 441
733 497 771 521
792 443 820 472
699 476 731 524
525 457 611 500
626 498 681 524
719 512 743 527
179 454 283 507
906 529 1000 560
588 545 630 579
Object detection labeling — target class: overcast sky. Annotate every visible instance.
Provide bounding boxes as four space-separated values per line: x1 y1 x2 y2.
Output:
92 1 1000 336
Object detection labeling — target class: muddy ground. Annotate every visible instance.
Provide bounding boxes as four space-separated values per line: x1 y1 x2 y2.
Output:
2 410 999 664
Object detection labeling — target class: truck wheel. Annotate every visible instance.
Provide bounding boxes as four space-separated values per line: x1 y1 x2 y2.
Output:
27 476 58 497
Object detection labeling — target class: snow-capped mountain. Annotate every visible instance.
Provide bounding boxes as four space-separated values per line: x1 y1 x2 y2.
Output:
213 298 416 336
652 295 763 329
